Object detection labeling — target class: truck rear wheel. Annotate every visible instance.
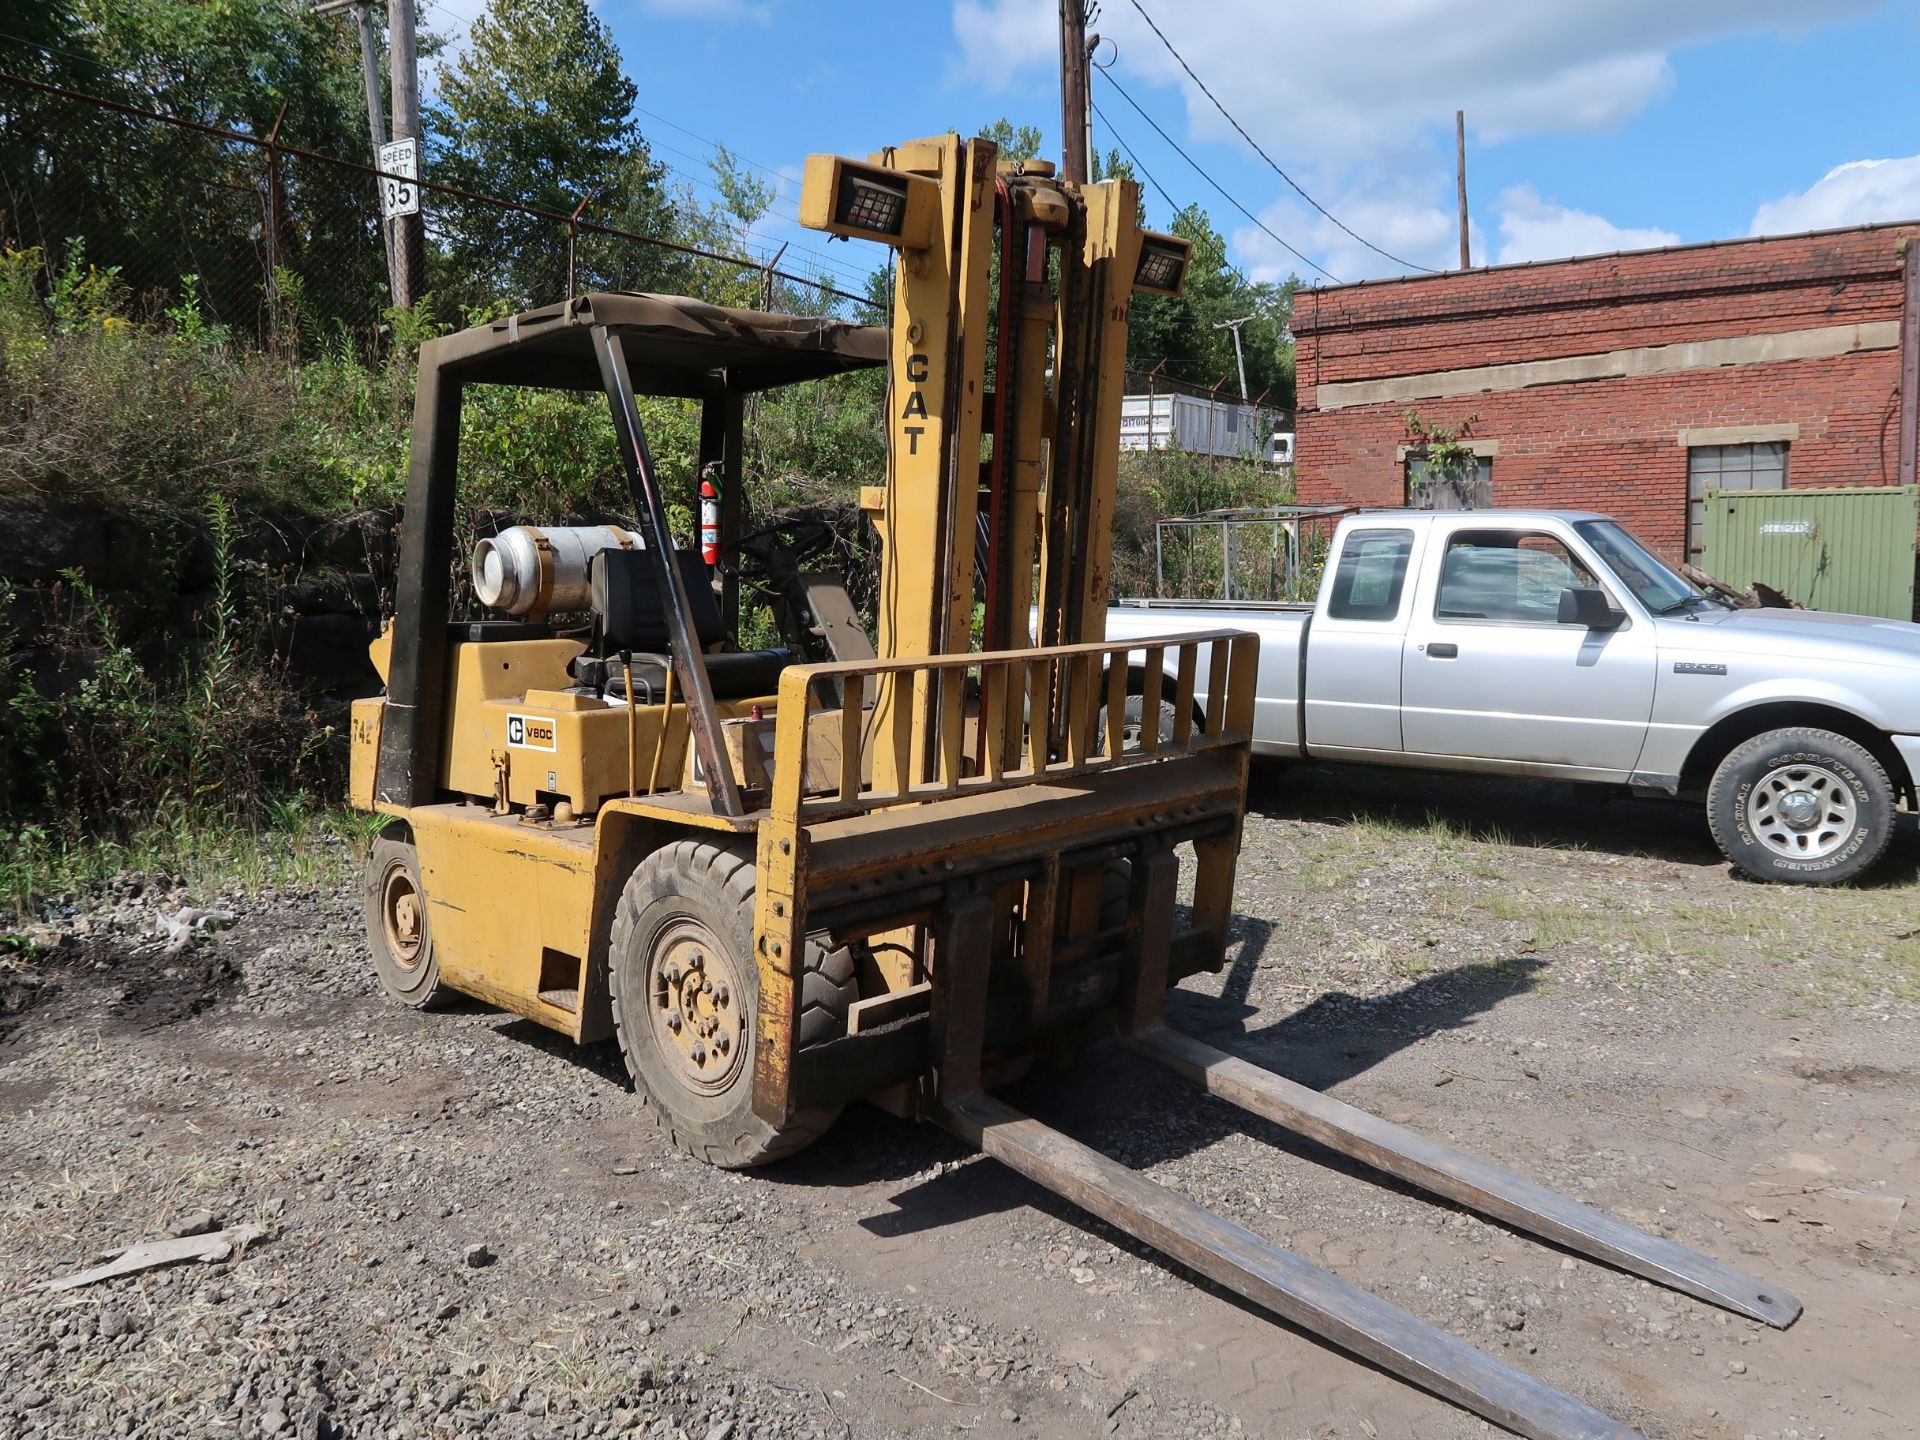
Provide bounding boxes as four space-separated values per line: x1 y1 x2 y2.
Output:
1095 687 1182 755
1706 728 1895 885
607 838 855 1168
364 831 453 1009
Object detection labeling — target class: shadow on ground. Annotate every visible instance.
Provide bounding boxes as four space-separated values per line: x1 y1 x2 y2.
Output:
1251 759 1920 886
774 949 1543 1221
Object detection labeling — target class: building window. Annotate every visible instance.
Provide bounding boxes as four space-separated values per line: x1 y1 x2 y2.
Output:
1406 453 1494 510
1687 441 1787 561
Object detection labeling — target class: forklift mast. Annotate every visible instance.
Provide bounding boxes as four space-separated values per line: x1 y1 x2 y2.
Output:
801 137 1190 788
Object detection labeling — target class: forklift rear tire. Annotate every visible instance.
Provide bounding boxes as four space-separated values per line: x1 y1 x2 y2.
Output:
608 838 856 1168
364 831 453 1010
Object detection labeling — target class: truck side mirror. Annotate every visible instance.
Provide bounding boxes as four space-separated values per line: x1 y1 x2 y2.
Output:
1557 587 1625 630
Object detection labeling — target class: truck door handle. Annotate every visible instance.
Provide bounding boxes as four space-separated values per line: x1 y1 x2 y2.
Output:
1427 643 1459 659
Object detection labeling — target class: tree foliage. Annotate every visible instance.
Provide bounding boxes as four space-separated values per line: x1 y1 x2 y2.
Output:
1126 203 1296 408
979 117 1044 163
426 0 673 308
0 0 380 336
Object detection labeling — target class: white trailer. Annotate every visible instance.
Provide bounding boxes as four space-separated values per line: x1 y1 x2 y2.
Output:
1119 391 1278 461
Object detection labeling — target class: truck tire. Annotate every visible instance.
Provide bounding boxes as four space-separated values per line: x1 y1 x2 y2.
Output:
1706 728 1895 885
607 838 856 1168
363 831 454 1009
1095 688 1182 755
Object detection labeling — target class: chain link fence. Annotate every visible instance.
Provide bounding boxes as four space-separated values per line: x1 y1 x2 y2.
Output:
1153 506 1351 602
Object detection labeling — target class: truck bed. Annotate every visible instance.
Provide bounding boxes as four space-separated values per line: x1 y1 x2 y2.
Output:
1104 600 1308 757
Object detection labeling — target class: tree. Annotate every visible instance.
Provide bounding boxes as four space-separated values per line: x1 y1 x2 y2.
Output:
1124 203 1296 408
426 0 671 308
978 117 1043 162
0 0 377 339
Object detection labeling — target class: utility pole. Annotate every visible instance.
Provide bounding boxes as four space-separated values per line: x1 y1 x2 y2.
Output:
314 0 406 304
1214 315 1252 401
1455 109 1470 270
1898 238 1919 489
351 4 403 302
1059 1 1091 183
388 0 426 309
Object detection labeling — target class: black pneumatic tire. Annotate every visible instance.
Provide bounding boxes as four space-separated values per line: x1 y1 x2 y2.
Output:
1706 728 1895 885
1094 688 1182 756
607 838 857 1168
363 831 454 1009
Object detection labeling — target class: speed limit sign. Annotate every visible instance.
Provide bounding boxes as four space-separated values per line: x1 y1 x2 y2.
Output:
377 137 419 218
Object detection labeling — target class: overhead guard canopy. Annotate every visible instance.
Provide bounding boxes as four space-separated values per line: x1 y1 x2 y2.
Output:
422 291 889 396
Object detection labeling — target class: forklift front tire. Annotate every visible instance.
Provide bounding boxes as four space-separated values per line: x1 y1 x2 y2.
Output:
364 831 453 1010
608 838 854 1169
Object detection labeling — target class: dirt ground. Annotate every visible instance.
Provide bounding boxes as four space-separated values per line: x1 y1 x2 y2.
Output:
3 765 1916 1440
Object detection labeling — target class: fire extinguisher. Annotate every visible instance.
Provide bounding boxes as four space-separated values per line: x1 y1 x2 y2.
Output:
698 476 721 567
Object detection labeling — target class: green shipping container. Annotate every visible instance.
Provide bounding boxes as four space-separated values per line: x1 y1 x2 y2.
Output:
1698 485 1920 621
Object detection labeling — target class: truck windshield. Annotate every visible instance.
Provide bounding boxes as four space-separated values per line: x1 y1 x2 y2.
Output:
1573 520 1710 614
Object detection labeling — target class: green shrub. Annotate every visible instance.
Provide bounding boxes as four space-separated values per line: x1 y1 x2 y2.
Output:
1110 449 1293 598
1 497 338 904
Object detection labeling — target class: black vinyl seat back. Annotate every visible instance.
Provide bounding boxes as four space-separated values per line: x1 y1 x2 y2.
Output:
589 547 791 700
590 548 724 652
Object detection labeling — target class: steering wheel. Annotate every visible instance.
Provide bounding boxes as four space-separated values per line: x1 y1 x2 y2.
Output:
733 516 841 577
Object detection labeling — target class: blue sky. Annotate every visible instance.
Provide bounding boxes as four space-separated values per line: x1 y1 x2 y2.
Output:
422 0 1920 289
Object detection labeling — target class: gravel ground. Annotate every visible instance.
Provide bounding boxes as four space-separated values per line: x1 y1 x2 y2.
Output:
2 766 1916 1440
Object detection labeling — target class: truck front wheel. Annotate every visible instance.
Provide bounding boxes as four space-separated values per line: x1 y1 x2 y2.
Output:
607 838 855 1168
1706 728 1895 885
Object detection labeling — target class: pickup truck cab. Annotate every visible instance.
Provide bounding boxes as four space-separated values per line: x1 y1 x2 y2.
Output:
1105 509 1920 885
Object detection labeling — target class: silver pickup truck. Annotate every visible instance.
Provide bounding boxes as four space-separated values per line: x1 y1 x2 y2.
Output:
1104 509 1920 885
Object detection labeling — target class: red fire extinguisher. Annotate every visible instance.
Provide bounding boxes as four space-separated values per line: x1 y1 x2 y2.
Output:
698 476 721 567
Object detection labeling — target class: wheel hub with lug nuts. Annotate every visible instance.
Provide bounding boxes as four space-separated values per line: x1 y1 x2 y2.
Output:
381 864 424 969
1747 763 1856 860
649 922 746 1094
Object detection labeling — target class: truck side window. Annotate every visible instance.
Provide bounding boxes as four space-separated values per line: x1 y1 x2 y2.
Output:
1326 528 1415 621
1436 532 1601 624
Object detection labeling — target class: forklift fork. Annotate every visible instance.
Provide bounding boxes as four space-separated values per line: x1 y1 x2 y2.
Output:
920 845 1799 1440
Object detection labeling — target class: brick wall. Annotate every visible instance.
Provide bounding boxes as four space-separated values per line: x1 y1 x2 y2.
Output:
1292 224 1917 560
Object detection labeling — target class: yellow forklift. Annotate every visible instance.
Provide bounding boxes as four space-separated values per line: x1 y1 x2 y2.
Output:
349 134 1798 1440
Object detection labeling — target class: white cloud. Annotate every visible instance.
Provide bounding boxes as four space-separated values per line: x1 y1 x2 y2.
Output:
950 1 1054 88
1233 177 1461 285
1494 184 1679 264
1749 156 1920 236
953 1 1873 164
951 1 1877 282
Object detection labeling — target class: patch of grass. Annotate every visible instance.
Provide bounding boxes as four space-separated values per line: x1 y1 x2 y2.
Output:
1 803 379 918
1460 870 1920 1005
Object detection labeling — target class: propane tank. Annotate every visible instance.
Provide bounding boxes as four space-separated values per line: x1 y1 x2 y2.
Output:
471 524 643 618
698 476 721 567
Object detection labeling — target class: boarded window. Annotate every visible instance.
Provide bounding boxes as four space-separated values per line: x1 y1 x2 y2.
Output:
1687 441 1787 560
1406 454 1493 510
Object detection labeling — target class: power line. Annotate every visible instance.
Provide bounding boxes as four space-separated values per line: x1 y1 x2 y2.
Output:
1097 69 1341 284
632 102 789 189
1123 0 1435 274
1088 95 1183 219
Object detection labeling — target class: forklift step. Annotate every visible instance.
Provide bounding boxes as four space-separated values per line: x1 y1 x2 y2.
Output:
1127 1024 1801 1329
937 1090 1640 1440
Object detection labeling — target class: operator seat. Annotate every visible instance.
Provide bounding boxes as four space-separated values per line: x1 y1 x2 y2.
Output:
589 548 790 700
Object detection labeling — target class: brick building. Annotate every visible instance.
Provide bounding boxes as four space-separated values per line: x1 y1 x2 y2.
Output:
1291 223 1920 563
